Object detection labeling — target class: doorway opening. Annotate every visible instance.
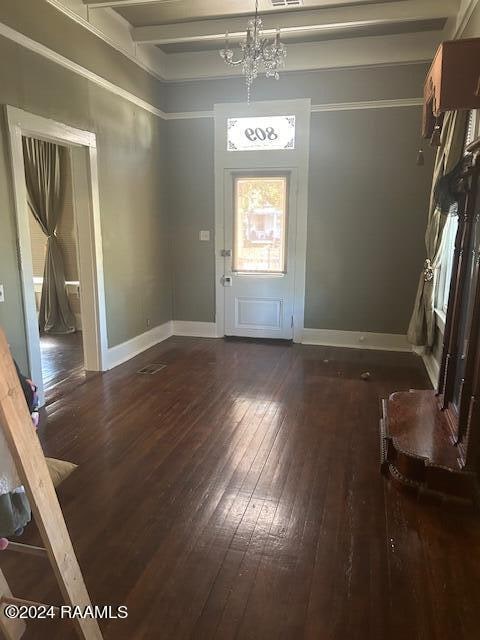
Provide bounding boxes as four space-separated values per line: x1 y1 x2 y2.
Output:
26 142 85 404
6 106 108 407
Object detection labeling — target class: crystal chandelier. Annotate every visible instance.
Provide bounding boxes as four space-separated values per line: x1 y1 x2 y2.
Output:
219 0 287 103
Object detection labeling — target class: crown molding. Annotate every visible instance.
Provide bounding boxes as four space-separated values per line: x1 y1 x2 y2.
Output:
45 0 442 83
453 0 479 36
45 0 167 80
0 20 167 119
0 20 423 122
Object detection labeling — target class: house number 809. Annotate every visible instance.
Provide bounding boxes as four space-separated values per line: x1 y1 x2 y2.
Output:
244 127 278 142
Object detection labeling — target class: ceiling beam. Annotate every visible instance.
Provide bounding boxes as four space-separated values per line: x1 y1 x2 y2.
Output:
83 0 184 7
82 0 403 9
164 30 440 81
131 0 457 45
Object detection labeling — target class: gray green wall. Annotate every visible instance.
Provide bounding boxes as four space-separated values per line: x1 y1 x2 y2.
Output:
0 0 165 112
165 65 434 332
167 119 215 322
0 3 172 371
0 1 439 373
165 64 429 113
306 106 430 333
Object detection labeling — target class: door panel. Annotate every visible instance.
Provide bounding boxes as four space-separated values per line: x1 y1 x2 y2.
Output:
235 297 283 330
224 170 297 339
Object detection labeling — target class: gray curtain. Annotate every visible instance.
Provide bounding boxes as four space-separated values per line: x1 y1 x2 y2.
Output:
407 111 467 348
22 137 76 335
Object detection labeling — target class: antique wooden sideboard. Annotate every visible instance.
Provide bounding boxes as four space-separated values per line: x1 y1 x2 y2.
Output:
381 137 480 505
381 38 480 506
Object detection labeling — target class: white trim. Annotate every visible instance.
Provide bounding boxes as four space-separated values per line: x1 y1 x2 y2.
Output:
132 0 455 45
422 352 440 390
6 106 109 405
454 0 480 37
165 110 214 120
301 328 412 352
0 20 428 123
33 276 80 287
85 0 175 7
33 280 79 294
0 21 167 120
106 320 221 370
0 21 426 121
45 0 167 81
165 98 424 120
214 99 311 343
107 321 173 369
172 321 218 338
311 97 424 112
434 307 446 334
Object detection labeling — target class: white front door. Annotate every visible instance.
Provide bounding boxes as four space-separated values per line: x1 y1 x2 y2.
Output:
223 170 297 339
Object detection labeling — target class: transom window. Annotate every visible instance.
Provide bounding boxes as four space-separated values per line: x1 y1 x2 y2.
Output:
227 115 295 151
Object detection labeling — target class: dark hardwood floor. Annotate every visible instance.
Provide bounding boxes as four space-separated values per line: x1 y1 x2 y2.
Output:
40 331 87 406
2 337 480 639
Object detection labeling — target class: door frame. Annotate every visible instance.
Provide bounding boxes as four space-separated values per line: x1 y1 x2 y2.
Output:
224 168 298 339
214 99 311 343
5 105 108 405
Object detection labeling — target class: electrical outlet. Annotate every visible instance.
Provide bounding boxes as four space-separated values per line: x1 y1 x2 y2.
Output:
0 284 4 303
199 230 210 241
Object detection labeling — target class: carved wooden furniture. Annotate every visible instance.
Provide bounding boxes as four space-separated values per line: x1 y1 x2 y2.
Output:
381 137 480 506
423 38 480 139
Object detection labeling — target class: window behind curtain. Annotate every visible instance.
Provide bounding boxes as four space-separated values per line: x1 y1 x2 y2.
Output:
435 109 479 318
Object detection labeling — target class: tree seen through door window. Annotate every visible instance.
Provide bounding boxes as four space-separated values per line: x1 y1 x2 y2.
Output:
233 176 288 273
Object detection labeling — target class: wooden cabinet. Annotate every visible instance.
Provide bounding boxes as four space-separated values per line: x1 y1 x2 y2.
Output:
423 38 480 138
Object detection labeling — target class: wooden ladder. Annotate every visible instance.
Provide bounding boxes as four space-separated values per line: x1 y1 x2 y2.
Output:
0 328 102 640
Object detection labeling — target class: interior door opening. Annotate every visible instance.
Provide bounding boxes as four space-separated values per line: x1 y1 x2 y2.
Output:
25 140 85 406
6 106 108 407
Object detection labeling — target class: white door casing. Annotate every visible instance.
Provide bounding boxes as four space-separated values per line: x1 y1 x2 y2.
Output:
5 106 108 406
214 99 311 342
223 170 298 339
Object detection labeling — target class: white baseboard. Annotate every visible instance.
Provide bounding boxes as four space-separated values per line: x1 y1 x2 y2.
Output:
105 323 414 370
301 328 411 352
107 320 173 370
422 352 440 390
106 320 219 370
172 321 218 338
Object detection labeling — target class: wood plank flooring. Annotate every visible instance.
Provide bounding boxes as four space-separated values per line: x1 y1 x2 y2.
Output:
40 331 86 407
2 337 480 639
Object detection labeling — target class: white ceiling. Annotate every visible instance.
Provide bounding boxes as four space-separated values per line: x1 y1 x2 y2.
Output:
93 1 411 26
65 0 468 80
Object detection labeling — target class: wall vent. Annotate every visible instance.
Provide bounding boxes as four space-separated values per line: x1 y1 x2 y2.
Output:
271 0 303 7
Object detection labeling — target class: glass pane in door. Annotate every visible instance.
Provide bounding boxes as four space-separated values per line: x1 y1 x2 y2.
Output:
233 175 288 273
